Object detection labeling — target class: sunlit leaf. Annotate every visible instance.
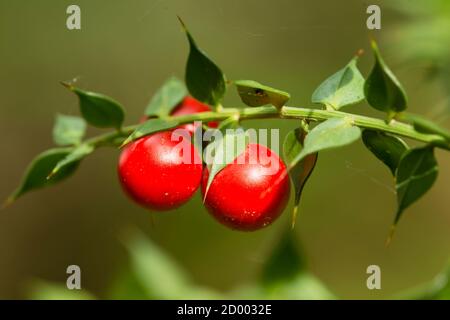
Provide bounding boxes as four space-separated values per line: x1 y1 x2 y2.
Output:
52 114 86 146
28 280 95 300
234 80 290 109
48 144 94 178
144 76 187 117
123 230 222 299
125 231 189 299
287 118 361 170
203 128 249 198
393 265 449 300
312 56 365 110
432 263 450 300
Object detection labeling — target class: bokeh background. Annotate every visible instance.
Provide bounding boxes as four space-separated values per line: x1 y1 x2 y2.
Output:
0 0 449 299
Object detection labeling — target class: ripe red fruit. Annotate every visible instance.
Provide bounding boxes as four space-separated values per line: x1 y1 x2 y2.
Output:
201 144 290 231
118 131 202 210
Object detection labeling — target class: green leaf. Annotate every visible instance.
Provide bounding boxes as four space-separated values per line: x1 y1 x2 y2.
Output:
364 40 408 114
362 130 408 176
432 263 450 300
52 114 87 146
287 118 361 170
179 17 226 106
203 129 249 198
234 80 290 109
311 56 365 110
260 230 336 299
121 118 180 146
393 264 450 300
107 269 150 300
62 82 125 129
283 128 318 224
280 273 336 300
48 144 94 178
395 146 438 224
6 148 79 204
123 230 222 299
125 231 189 299
261 231 305 287
402 113 450 141
28 280 95 300
144 76 187 117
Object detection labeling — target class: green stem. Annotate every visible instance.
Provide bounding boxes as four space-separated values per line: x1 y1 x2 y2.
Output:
86 105 450 150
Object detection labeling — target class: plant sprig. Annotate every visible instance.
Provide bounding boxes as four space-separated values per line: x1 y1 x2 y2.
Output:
5 19 450 238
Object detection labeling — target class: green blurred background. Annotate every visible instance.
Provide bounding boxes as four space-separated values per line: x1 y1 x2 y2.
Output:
0 0 449 299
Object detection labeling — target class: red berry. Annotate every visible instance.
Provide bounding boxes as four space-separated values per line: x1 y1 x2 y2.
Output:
201 144 290 231
118 131 202 210
171 96 218 134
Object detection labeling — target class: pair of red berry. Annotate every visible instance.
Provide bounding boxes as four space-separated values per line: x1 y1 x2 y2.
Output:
118 97 290 231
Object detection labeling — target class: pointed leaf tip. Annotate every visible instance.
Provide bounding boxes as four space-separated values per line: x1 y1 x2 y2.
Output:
64 84 125 129
49 144 94 180
356 48 364 57
283 128 318 226
395 146 438 224
8 148 80 203
385 225 396 247
46 171 55 180
1 196 14 210
177 15 186 30
365 40 408 114
291 206 299 229
60 81 74 90
119 139 130 149
182 20 226 106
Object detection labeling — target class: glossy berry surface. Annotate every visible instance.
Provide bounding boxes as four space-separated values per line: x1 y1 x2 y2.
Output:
201 144 290 231
118 131 202 210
